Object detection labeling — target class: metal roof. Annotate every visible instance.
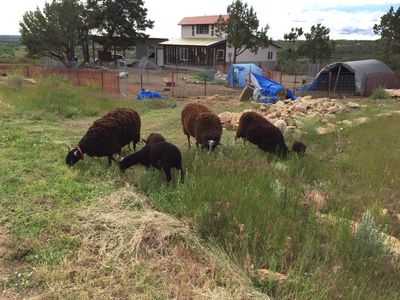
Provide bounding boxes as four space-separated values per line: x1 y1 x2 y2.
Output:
178 15 229 25
159 38 227 47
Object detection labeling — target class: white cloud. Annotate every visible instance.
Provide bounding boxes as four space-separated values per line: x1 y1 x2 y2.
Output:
0 0 397 40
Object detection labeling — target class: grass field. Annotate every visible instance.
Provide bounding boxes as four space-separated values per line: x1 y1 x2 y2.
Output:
0 75 400 299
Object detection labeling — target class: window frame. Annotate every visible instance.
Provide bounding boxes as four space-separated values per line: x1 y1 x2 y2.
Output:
216 49 225 61
179 47 188 62
196 24 209 35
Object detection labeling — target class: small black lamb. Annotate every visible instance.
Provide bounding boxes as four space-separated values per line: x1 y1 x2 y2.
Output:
66 108 141 166
291 141 307 156
181 102 222 151
142 133 166 145
119 142 184 183
236 111 306 157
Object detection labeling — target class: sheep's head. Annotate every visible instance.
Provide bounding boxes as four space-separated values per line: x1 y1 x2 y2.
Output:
201 140 220 151
119 152 141 172
66 146 84 166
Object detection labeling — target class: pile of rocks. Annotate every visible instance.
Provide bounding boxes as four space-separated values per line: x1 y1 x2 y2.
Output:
219 95 362 135
385 89 400 98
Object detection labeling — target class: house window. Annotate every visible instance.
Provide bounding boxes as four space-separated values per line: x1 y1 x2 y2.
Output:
179 47 188 61
196 24 209 34
192 25 195 36
267 51 273 60
217 49 224 61
211 25 214 36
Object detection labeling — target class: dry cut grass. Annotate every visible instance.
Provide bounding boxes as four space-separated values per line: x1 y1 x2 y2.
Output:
31 187 266 299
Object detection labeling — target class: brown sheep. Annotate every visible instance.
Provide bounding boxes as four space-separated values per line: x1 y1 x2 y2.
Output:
66 108 141 166
142 133 166 145
235 111 268 144
235 111 306 157
181 102 222 151
120 142 184 183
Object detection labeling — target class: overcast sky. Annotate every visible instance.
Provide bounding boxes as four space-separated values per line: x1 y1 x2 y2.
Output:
1 0 399 40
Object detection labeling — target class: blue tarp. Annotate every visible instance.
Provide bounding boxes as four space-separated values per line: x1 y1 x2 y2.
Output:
297 80 317 92
136 88 165 100
251 72 296 103
226 63 263 88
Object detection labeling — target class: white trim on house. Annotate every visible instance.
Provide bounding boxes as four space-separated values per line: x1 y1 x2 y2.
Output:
160 38 227 47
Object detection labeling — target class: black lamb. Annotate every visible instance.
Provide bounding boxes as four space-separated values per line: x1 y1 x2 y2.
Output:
119 142 184 183
181 102 222 151
66 108 141 166
236 111 306 157
142 133 166 145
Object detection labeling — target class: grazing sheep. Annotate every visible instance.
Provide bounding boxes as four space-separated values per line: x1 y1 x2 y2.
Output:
181 102 222 151
235 111 306 157
235 111 267 144
120 142 184 183
142 133 166 145
66 108 141 166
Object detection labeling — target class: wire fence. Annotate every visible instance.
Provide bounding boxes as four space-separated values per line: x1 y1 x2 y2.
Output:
1 62 362 99
120 66 239 99
0 64 120 94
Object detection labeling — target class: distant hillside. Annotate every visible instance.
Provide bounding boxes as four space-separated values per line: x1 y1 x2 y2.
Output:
329 40 379 62
276 39 379 63
0 35 21 42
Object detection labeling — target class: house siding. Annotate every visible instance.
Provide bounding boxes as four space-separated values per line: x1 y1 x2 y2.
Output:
163 41 227 67
181 25 217 38
226 46 278 69
160 15 279 70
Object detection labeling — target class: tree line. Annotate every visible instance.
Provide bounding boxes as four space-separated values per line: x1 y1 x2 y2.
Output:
20 0 154 66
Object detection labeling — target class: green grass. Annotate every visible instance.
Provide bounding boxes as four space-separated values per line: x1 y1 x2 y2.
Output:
0 77 399 298
370 86 391 100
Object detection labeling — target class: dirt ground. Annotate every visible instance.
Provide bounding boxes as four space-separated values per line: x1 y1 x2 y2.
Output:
118 67 340 101
120 67 243 99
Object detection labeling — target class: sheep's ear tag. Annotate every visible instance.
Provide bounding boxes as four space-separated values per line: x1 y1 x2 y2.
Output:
74 150 79 157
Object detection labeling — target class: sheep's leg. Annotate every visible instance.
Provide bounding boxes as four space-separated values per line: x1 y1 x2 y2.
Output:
133 142 136 152
180 168 184 183
186 134 191 148
107 156 113 166
163 166 172 182
195 142 199 148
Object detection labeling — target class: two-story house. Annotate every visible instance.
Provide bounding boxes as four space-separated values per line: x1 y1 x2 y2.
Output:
159 15 280 70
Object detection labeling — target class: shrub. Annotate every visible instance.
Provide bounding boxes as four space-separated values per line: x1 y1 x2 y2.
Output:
192 71 214 82
352 211 388 258
369 86 390 100
7 73 24 87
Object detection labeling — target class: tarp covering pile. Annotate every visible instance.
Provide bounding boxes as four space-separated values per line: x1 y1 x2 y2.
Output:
226 63 263 88
251 72 296 103
300 59 400 96
136 88 165 100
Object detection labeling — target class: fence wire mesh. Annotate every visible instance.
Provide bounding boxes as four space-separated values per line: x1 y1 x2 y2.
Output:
1 62 362 99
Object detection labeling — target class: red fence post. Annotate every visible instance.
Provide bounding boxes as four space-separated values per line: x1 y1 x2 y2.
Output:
117 71 120 94
101 71 104 93
171 71 175 98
